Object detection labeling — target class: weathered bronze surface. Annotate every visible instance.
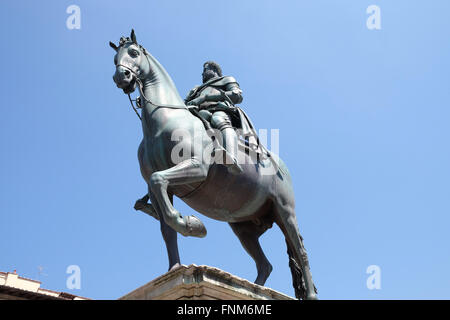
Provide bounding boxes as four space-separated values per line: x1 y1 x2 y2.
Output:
111 30 317 299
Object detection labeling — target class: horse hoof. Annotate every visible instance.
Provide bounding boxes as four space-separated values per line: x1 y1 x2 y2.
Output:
184 215 207 238
134 200 146 211
168 263 181 272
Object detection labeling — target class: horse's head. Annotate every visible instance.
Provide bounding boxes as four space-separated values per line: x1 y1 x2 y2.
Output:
110 29 150 94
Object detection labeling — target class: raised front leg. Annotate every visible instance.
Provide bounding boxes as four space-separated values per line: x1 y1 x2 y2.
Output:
149 158 208 238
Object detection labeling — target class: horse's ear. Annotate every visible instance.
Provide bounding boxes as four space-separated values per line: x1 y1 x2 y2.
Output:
130 29 137 44
109 41 118 51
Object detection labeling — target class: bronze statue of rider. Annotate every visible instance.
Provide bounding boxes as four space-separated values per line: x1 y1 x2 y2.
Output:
185 61 247 174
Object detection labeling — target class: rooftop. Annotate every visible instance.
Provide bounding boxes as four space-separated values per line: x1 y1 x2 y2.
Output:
0 271 89 300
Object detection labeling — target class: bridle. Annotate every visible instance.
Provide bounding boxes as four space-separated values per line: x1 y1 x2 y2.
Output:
117 49 188 121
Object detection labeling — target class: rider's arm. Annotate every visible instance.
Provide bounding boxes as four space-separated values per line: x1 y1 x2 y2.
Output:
203 82 243 105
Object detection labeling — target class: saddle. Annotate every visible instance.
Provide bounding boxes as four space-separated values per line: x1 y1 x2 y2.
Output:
188 105 270 161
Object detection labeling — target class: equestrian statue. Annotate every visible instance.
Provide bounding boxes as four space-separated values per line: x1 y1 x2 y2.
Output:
110 30 318 300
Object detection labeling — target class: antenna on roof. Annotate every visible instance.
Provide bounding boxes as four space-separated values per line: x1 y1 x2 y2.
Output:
37 266 48 280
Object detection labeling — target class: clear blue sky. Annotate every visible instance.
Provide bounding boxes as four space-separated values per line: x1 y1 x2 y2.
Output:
1 0 449 300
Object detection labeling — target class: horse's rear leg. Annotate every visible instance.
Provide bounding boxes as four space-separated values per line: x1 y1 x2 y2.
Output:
274 203 318 300
149 158 208 238
229 221 273 286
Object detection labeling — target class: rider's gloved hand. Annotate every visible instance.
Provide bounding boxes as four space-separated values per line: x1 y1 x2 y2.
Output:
186 95 205 106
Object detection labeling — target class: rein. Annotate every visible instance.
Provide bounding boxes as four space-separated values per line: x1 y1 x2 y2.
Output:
127 93 142 120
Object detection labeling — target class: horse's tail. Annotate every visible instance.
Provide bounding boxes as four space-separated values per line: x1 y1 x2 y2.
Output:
286 237 319 300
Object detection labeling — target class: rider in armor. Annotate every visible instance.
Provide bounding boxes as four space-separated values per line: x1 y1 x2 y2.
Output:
185 61 244 174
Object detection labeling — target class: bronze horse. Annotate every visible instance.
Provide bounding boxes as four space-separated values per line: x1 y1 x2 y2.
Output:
110 30 317 299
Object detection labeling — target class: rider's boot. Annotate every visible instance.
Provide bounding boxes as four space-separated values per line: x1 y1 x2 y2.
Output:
219 127 243 175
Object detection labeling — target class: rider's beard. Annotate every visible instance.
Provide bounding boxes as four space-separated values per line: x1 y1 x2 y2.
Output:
202 70 217 83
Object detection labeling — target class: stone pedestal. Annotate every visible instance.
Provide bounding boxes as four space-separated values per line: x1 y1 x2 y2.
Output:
119 264 294 300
